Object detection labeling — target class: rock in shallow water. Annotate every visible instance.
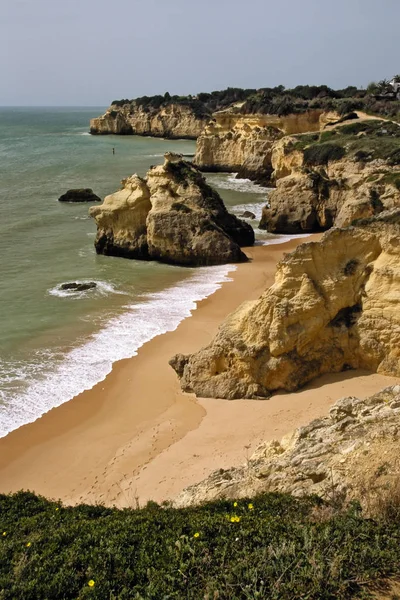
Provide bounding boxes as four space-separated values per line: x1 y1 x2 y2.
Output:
239 211 256 219
58 189 101 203
60 282 97 292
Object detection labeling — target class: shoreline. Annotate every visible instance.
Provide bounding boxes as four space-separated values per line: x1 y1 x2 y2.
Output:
0 238 397 506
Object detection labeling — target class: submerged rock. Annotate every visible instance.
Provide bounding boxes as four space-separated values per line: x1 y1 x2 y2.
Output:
170 210 400 398
60 282 97 291
58 189 101 203
89 155 254 267
239 211 256 219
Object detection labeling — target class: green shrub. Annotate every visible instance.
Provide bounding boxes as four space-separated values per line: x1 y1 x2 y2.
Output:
171 202 192 213
382 172 400 190
354 150 372 162
388 148 400 166
2 491 400 599
304 142 346 165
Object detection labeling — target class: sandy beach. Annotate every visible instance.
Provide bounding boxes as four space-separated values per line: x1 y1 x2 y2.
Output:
0 237 397 507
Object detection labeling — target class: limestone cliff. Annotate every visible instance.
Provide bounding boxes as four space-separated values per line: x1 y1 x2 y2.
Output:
194 110 327 183
260 119 400 233
175 385 400 507
89 154 254 267
170 210 400 397
90 102 208 139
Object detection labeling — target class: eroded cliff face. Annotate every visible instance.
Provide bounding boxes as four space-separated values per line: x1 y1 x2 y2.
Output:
261 120 400 233
193 110 327 183
90 103 208 139
89 175 151 258
89 154 254 267
170 210 400 397
175 385 400 507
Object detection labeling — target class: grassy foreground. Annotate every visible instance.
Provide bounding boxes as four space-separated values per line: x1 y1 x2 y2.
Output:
1 491 400 599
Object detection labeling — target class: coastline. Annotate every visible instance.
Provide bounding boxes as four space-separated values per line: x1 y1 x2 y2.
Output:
0 238 397 506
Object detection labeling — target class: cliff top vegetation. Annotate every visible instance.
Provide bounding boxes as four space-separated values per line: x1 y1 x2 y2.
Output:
110 81 400 121
288 119 400 167
2 489 400 599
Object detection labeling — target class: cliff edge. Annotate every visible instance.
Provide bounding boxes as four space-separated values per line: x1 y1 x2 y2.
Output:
193 110 328 184
90 100 209 139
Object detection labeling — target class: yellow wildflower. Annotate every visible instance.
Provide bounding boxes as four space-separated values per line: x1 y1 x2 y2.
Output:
233 502 238 507
193 532 200 538
248 503 254 510
55 507 59 511
2 532 6 537
88 580 95 587
230 515 241 523
26 542 31 547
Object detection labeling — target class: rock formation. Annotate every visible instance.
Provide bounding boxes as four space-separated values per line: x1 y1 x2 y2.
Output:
89 155 254 266
90 103 208 139
260 120 400 233
174 385 400 507
89 175 151 259
194 110 327 184
60 282 97 292
170 210 400 397
58 189 101 203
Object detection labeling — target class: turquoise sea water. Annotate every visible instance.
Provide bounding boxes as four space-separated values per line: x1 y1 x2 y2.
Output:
0 107 291 437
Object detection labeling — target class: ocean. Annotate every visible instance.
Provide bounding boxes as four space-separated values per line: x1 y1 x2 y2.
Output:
0 107 301 438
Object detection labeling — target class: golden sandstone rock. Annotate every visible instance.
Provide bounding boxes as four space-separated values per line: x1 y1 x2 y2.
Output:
89 156 254 266
89 175 151 259
260 120 400 233
170 210 400 398
193 110 326 183
90 103 207 139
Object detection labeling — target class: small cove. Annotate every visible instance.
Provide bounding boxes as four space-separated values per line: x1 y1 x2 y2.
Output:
0 107 294 436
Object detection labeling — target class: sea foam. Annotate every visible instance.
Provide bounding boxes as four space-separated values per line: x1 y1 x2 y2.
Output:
0 266 234 438
210 173 271 195
48 280 126 299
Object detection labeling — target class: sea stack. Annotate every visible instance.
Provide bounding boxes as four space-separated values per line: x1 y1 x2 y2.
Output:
89 154 254 267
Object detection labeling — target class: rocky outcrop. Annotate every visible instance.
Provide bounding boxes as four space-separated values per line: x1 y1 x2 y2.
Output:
193 110 328 184
90 103 208 139
170 210 400 397
89 154 254 266
89 175 151 259
58 189 101 203
260 120 400 233
175 385 400 507
60 282 97 292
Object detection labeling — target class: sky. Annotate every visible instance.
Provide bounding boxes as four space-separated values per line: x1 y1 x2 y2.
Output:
1 0 399 106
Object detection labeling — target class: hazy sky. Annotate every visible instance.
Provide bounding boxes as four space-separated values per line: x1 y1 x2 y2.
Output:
1 0 399 105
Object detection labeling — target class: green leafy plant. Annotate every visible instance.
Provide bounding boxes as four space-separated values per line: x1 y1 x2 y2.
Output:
2 490 400 599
